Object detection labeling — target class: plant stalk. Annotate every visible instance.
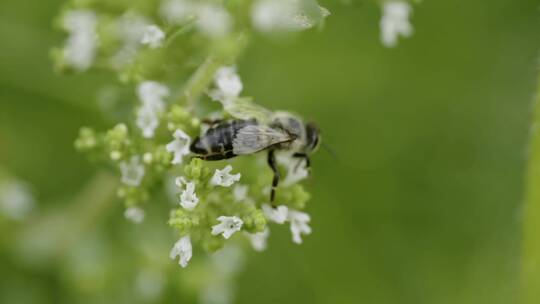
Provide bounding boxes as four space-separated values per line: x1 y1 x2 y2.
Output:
522 74 540 304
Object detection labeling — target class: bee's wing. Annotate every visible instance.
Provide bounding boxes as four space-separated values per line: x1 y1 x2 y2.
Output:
233 125 293 155
224 99 274 123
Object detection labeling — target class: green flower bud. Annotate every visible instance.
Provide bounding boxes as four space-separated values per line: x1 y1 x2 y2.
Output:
290 185 310 210
202 235 225 253
104 123 130 157
74 127 98 151
169 209 199 235
242 209 267 233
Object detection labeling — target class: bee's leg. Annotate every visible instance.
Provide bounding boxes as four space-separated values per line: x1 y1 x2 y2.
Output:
293 153 311 171
267 150 280 208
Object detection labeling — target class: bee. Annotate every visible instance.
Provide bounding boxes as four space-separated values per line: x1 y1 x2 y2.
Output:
190 100 320 205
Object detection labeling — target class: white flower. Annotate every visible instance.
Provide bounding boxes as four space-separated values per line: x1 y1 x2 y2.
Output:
0 179 35 220
195 4 232 37
160 0 196 24
288 210 311 244
210 165 241 187
277 153 309 186
284 159 309 186
176 178 199 210
137 81 169 112
380 1 413 48
233 184 248 202
251 0 329 33
120 156 145 187
124 207 145 223
136 81 169 138
112 15 150 68
170 235 192 268
262 204 289 224
246 228 270 252
166 129 192 165
211 216 243 239
208 66 243 106
62 10 98 71
136 105 160 138
141 25 165 48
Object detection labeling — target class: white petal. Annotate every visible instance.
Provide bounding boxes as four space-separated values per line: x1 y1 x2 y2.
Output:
262 204 288 224
161 0 196 24
166 129 192 165
0 179 35 220
215 66 243 97
211 165 241 187
246 228 270 252
195 4 232 37
180 181 199 210
233 184 248 202
170 235 192 268
120 156 145 187
124 207 145 223
136 105 159 138
141 24 165 48
280 157 309 186
380 1 413 48
288 210 311 244
211 216 243 239
137 81 169 111
62 10 98 71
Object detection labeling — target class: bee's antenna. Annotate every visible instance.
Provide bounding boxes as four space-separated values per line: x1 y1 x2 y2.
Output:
321 142 339 161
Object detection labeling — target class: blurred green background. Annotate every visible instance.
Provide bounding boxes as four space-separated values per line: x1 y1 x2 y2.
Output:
2 0 540 303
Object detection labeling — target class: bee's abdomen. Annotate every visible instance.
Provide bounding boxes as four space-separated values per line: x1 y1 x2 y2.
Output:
190 120 255 160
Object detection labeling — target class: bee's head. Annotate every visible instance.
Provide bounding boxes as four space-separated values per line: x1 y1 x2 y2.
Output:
304 122 321 154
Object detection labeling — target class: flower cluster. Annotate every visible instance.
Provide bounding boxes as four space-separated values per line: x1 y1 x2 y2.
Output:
65 0 320 266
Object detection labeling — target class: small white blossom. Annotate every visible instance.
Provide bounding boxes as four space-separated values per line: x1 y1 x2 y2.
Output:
211 216 243 239
136 105 160 138
141 25 165 48
245 228 270 252
262 204 288 224
0 179 35 220
120 156 145 187
380 1 413 48
233 184 248 202
166 129 192 165
160 0 196 24
195 4 232 37
124 207 145 223
177 179 199 210
288 210 311 244
211 165 241 187
283 160 309 186
136 81 169 138
62 10 98 71
208 66 243 106
251 0 329 32
137 81 169 112
277 154 309 186
112 15 150 67
170 235 193 268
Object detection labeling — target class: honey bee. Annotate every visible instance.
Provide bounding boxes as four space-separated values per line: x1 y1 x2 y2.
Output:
190 100 320 204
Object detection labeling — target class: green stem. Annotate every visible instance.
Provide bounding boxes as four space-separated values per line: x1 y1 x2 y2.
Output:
176 32 249 109
522 74 540 303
